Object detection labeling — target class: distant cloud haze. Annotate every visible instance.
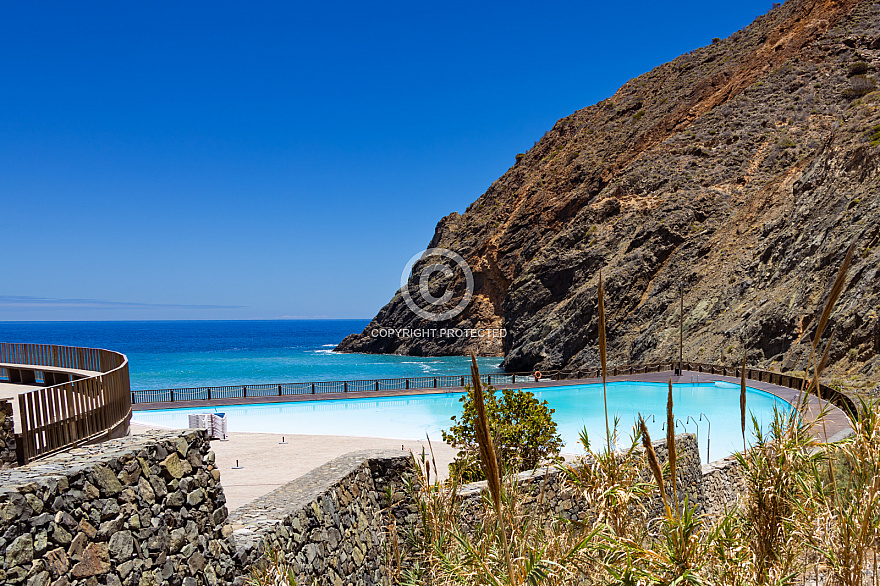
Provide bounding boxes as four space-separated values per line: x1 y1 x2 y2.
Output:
0 296 245 311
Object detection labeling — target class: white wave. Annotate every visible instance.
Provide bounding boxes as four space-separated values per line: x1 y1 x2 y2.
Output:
311 349 337 355
321 344 337 347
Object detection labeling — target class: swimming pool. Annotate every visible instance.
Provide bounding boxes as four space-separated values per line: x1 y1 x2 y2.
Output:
132 380 792 463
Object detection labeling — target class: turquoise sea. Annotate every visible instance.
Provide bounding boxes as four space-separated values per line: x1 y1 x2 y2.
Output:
0 320 505 390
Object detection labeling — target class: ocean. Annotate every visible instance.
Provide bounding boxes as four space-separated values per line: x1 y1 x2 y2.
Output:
0 320 505 390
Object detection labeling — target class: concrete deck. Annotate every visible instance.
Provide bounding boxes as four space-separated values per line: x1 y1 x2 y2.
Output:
0 381 44 401
0 362 101 379
0 382 43 433
129 370 854 512
1 362 101 434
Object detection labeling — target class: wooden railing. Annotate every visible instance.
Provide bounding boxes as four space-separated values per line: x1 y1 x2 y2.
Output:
132 359 856 416
674 360 857 417
1 342 132 464
0 342 106 372
559 360 856 416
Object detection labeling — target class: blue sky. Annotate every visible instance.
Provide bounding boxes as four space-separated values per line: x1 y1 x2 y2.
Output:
1 0 776 321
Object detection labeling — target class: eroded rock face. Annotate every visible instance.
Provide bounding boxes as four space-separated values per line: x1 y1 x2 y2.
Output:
338 0 880 382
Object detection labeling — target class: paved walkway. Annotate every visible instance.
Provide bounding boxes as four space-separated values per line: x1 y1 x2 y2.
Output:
130 369 854 511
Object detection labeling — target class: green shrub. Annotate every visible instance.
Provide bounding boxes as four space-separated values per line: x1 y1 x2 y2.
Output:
849 61 869 77
868 124 880 147
515 153 526 164
442 386 563 482
843 75 876 99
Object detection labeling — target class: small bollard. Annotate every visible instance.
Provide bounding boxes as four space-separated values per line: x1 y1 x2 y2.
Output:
279 436 288 444
232 459 243 469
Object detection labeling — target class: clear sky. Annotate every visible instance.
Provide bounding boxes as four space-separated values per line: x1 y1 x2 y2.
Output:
1 0 777 321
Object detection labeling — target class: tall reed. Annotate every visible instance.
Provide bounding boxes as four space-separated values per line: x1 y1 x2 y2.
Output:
741 351 747 453
469 352 515 585
598 271 611 454
799 239 855 402
640 415 670 518
666 379 678 517
813 330 836 446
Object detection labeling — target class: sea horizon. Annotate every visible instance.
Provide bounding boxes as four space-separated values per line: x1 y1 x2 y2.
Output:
0 319 505 391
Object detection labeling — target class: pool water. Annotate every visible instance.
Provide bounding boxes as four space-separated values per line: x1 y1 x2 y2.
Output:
132 380 792 463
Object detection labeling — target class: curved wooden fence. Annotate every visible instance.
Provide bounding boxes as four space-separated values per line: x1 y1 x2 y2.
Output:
575 360 857 416
0 342 132 464
132 359 856 416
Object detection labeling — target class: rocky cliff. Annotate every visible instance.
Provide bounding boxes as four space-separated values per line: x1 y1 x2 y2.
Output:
338 0 880 386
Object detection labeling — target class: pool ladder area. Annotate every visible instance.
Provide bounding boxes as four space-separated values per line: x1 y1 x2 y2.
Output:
662 409 711 463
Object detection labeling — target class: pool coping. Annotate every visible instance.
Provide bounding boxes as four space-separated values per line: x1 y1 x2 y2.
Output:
131 369 853 441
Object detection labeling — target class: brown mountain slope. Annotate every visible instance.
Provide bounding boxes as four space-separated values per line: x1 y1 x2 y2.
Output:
338 0 880 386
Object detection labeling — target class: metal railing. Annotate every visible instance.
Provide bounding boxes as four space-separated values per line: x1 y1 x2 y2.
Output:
131 359 856 416
132 361 699 405
132 372 542 404
128 361 691 404
0 342 132 464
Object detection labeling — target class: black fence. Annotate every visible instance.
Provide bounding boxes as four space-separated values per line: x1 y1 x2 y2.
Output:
130 362 682 405
130 360 857 416
133 372 534 404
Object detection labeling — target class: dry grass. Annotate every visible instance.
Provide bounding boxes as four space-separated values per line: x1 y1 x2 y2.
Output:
247 546 299 586
398 394 880 585
248 245 879 586
390 243 875 586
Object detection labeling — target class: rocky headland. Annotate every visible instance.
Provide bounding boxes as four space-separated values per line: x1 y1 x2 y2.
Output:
338 0 880 388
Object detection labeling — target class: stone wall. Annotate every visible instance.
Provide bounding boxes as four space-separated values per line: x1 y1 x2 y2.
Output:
700 456 745 519
0 429 233 586
0 400 16 470
0 429 746 586
228 449 410 586
0 436 411 586
455 434 706 526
